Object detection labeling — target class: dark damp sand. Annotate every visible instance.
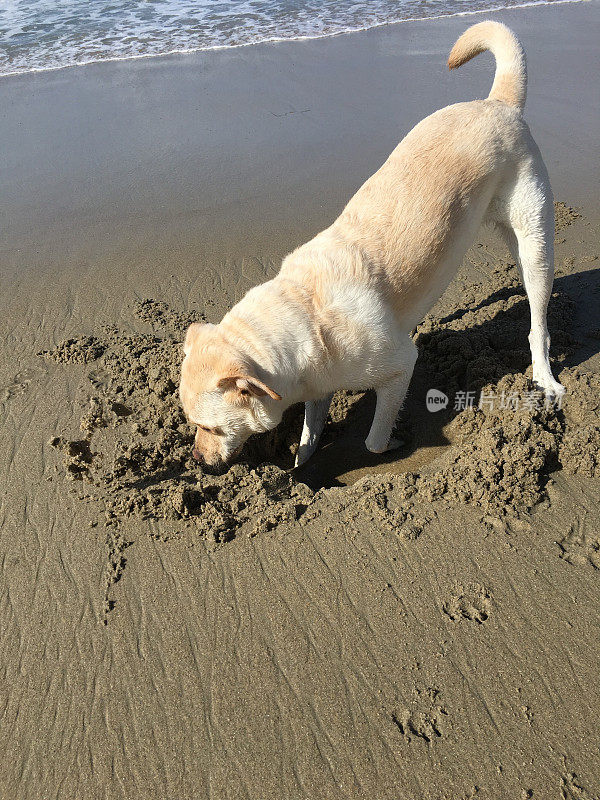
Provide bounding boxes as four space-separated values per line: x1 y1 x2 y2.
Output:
1 3 600 799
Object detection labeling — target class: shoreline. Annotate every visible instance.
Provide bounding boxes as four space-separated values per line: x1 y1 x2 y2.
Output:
0 0 586 80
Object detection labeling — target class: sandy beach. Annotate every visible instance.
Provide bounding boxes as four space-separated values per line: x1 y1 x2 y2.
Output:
1 2 600 798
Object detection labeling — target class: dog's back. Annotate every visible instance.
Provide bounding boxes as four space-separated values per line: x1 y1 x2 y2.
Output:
281 22 536 330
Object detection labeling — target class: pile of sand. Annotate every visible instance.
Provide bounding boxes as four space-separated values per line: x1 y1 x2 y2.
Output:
43 205 599 568
41 335 106 364
45 301 313 547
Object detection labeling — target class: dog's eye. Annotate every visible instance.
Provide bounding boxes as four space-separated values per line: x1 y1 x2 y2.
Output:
197 424 223 436
240 389 250 397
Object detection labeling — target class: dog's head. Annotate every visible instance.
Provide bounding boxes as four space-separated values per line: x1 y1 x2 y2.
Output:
179 322 282 468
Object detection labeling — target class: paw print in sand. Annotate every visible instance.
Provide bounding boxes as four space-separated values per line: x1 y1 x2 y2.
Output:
558 517 600 570
391 686 450 744
443 583 493 624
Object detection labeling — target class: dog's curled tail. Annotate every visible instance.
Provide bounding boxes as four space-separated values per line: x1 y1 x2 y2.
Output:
448 21 527 110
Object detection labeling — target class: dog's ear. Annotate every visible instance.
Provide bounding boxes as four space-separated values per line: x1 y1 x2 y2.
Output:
183 322 208 356
217 374 281 401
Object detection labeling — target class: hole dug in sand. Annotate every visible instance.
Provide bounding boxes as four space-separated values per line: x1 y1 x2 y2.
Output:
45 300 314 545
43 207 599 549
45 289 599 544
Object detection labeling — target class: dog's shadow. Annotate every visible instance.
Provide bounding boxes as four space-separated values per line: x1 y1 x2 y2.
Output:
293 267 600 490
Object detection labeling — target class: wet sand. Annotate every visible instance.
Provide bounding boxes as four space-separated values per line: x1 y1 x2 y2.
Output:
1 2 600 798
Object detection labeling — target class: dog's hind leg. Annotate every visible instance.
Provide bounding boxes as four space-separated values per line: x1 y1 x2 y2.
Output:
365 336 418 454
295 393 334 467
505 168 565 401
496 222 523 281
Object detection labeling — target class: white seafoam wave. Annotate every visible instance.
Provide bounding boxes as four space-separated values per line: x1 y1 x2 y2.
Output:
0 0 585 78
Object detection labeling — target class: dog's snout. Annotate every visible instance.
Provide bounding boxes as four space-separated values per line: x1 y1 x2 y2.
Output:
191 447 228 474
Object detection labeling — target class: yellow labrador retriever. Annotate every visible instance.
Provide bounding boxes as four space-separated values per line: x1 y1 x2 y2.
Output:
180 20 564 469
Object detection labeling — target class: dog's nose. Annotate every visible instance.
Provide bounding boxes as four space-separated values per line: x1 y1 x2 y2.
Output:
192 447 202 461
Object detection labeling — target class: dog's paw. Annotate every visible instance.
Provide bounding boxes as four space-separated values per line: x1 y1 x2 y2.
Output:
386 437 405 451
536 377 566 403
294 440 318 468
294 451 307 469
365 436 404 454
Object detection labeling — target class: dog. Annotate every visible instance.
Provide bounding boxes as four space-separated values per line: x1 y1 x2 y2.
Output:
180 20 565 470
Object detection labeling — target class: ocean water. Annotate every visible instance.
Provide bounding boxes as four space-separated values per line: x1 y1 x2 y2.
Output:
0 0 577 77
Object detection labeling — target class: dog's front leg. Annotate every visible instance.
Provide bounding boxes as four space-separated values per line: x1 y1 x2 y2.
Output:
365 374 412 454
365 335 417 454
294 394 333 467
